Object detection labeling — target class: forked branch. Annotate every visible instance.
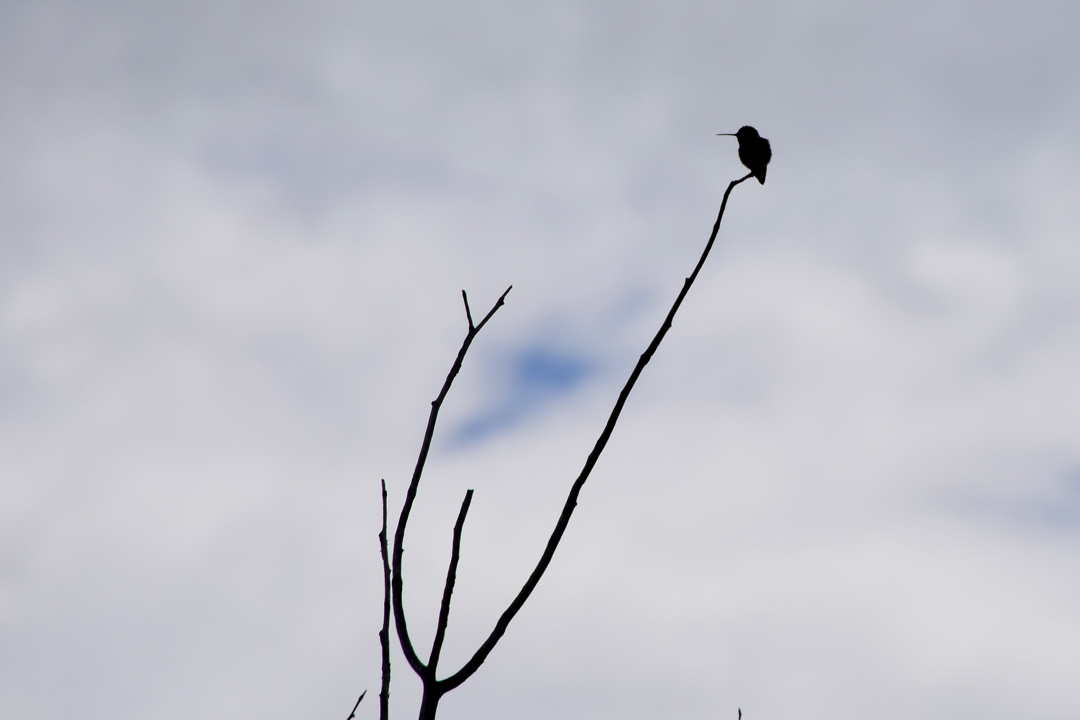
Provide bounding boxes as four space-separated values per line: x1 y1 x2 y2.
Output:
390 172 754 718
390 287 512 677
440 172 754 689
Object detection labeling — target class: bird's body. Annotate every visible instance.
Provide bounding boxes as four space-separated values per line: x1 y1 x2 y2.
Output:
718 126 771 184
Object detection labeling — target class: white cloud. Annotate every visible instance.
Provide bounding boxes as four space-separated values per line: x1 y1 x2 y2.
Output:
2 1 1079 719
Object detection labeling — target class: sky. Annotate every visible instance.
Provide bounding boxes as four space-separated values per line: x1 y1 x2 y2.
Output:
2 1 1079 719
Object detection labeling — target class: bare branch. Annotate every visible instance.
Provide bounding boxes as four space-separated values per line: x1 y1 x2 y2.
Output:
346 690 366 720
379 480 392 720
473 286 512 334
391 286 512 677
441 174 753 690
384 167 752 717
427 489 474 673
461 291 474 330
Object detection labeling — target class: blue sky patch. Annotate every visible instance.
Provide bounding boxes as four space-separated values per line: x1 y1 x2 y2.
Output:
452 346 594 445
963 471 1080 532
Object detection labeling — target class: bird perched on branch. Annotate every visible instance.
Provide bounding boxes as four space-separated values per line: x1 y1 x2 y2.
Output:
717 126 771 184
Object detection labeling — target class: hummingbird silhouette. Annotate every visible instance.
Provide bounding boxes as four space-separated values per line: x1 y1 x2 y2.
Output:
718 126 771 184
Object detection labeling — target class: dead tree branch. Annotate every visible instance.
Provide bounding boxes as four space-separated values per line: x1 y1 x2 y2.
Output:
379 480 392 720
428 490 473 673
391 172 753 718
389 287 511 717
345 690 366 720
442 172 754 690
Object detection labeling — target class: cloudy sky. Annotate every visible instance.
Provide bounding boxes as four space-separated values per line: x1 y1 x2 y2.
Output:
3 1 1080 719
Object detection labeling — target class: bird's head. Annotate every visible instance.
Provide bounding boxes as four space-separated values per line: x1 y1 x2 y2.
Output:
736 126 760 141
716 126 760 141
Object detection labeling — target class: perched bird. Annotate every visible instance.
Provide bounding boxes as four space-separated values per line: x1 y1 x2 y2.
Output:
717 126 771 184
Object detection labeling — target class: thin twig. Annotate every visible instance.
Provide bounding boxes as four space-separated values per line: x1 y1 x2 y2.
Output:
391 286 512 676
440 172 754 690
346 690 366 720
379 480 392 720
461 291 474 330
427 489 474 673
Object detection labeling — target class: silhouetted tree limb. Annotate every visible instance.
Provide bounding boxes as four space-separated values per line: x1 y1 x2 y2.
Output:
379 480 392 720
391 172 753 718
390 287 512 704
428 489 473 674
461 290 475 330
345 690 366 720
441 172 754 691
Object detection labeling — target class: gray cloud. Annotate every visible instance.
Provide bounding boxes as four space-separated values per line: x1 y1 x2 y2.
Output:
2 1 1079 719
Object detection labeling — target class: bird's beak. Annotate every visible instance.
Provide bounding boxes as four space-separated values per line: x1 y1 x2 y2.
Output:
716 133 736 136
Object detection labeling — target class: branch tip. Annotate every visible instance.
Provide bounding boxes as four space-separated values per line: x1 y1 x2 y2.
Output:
461 290 474 330
428 488 474 673
346 689 367 720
